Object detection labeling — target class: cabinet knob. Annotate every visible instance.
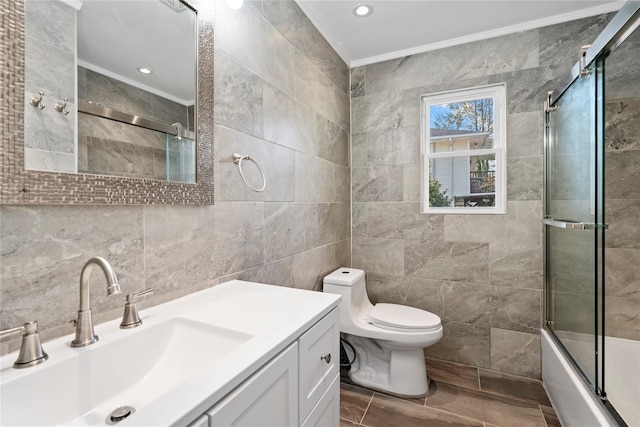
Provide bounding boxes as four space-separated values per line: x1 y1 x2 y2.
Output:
320 353 331 364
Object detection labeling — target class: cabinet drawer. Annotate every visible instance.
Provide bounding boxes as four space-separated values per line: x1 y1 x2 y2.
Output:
207 343 298 426
301 374 339 427
298 308 339 424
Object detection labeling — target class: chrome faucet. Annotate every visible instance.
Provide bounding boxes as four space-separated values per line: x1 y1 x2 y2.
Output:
70 257 122 348
0 321 48 368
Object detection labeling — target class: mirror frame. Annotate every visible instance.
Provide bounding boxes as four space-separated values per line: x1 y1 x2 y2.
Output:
1 0 214 205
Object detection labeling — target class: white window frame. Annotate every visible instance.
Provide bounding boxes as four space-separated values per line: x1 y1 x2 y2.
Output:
420 83 507 214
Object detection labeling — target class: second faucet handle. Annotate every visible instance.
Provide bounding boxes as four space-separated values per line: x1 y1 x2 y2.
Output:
120 288 154 329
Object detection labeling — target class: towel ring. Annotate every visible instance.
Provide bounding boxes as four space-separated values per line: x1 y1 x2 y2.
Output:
232 153 266 192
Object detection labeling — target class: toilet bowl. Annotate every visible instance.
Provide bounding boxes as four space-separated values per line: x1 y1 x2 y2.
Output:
323 267 443 397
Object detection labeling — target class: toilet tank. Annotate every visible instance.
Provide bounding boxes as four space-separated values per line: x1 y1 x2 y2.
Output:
323 268 373 332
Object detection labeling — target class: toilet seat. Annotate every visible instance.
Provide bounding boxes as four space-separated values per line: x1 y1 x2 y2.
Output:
366 303 441 332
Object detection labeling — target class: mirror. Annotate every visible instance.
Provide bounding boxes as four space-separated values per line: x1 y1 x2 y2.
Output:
24 0 196 183
1 0 213 204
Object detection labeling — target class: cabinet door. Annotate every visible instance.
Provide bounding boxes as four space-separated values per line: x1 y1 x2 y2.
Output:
301 374 339 427
298 309 339 424
207 343 298 426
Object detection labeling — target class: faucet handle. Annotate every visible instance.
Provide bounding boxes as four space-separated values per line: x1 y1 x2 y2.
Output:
0 321 48 369
120 288 154 329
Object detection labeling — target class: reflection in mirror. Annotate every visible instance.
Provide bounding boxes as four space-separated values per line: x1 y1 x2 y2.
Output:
23 0 197 183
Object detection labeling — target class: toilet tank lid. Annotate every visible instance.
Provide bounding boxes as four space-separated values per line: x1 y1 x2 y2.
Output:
323 268 365 286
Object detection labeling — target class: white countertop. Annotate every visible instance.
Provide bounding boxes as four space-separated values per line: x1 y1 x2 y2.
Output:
0 280 341 426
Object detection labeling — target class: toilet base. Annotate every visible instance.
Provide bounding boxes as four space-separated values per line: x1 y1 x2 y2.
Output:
344 334 430 397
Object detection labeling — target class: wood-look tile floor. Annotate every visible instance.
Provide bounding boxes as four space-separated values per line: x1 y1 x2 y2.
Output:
339 358 561 427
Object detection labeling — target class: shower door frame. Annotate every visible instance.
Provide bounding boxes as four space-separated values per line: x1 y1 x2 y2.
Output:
543 3 640 426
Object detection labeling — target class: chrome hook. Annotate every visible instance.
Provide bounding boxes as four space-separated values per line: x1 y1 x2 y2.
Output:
54 98 70 115
30 91 45 110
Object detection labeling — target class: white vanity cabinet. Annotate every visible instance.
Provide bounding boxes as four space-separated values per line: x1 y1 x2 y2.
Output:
201 308 339 427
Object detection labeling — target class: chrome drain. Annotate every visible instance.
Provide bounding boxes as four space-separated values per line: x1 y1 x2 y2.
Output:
106 406 135 424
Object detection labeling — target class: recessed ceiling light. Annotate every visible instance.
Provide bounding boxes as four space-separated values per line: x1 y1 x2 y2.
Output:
353 3 373 17
137 67 153 75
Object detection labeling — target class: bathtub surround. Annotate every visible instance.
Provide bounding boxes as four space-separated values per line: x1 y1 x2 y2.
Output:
0 0 350 354
350 14 612 379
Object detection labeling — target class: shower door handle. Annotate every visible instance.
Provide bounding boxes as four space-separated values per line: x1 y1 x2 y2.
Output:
542 218 608 230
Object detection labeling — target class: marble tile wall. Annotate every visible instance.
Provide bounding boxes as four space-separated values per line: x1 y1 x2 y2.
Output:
0 0 350 354
23 0 76 173
603 26 640 341
350 14 612 379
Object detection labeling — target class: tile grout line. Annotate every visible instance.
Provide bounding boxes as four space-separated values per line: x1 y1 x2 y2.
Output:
359 391 375 425
539 404 551 427
477 367 482 391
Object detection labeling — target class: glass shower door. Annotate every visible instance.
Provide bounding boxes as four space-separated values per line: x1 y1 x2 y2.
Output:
545 63 603 390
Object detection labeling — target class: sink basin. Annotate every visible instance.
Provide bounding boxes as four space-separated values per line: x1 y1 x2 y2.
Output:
0 318 252 426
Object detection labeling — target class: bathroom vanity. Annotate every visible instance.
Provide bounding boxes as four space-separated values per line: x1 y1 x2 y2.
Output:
0 281 341 426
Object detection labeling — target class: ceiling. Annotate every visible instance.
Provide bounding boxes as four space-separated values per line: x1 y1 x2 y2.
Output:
296 0 624 67
77 0 197 105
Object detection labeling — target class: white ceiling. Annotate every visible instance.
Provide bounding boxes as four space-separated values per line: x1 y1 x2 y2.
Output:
296 0 624 67
77 0 197 105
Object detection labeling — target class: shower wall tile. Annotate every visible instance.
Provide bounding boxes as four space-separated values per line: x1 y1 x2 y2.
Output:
351 90 403 133
443 283 541 333
350 66 366 98
294 51 347 130
352 203 368 238
403 164 421 202
424 321 491 368
352 237 404 277
605 294 640 341
24 148 75 174
489 244 543 290
366 126 419 166
335 164 351 203
316 34 349 92
507 112 544 158
264 202 318 262
215 0 294 95
24 100 75 154
605 150 640 199
351 133 367 168
295 152 335 202
24 0 74 54
318 203 350 246
605 248 640 296
263 82 320 155
605 99 640 151
364 30 538 96
405 241 490 284
24 37 75 102
490 329 541 378
262 0 318 64
488 62 574 114
231 257 295 288
214 50 264 138
319 119 349 166
0 205 144 331
352 166 404 202
507 156 544 201
292 241 347 291
144 205 219 294
211 202 265 277
363 202 443 241
217 125 295 202
605 199 640 249
443 201 542 245
539 14 612 66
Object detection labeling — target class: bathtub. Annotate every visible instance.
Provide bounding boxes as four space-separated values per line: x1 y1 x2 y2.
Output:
541 329 639 427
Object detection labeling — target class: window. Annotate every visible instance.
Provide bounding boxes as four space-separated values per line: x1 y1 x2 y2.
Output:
421 84 506 214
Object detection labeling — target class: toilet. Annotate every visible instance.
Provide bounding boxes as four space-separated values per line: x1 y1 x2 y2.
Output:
323 267 443 397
